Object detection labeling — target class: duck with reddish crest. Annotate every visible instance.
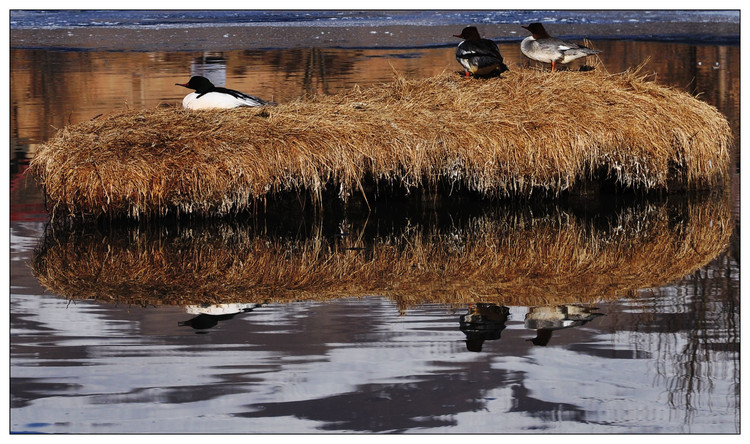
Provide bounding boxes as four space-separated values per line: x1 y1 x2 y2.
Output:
453 26 509 78
176 76 275 110
520 23 601 72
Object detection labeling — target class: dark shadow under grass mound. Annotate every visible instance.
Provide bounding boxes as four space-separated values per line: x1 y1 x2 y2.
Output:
30 67 731 220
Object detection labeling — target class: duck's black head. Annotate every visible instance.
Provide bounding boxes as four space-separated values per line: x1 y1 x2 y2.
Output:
453 26 482 41
176 76 215 92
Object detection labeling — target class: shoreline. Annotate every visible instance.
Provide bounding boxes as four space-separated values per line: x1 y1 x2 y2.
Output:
10 22 740 52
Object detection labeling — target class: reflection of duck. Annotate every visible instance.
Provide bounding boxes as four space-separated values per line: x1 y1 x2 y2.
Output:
189 52 228 86
525 304 603 346
453 26 509 77
459 303 510 352
178 303 263 332
520 23 601 72
176 76 274 109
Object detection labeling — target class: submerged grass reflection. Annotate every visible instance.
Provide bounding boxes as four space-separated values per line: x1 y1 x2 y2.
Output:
32 192 731 311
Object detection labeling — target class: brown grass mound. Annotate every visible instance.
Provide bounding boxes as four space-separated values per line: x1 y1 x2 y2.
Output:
30 68 731 219
32 194 731 310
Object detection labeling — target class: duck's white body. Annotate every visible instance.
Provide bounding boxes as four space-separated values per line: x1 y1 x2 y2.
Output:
181 91 266 110
176 76 273 110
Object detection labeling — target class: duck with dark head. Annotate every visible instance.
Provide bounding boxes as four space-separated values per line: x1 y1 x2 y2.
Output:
520 23 601 72
453 26 509 78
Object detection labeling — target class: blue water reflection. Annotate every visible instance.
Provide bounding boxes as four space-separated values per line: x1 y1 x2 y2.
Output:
11 292 738 433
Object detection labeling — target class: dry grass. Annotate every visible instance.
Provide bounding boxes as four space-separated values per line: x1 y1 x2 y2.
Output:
30 67 732 219
32 193 732 310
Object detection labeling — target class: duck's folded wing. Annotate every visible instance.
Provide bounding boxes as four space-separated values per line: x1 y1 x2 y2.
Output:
457 41 502 61
556 38 597 53
215 87 270 105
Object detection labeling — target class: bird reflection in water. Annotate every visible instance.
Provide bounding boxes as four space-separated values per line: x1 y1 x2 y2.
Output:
525 304 604 346
178 303 263 333
459 303 510 352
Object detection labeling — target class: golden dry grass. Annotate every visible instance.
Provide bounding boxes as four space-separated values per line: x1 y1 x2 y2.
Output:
30 68 732 219
32 193 731 310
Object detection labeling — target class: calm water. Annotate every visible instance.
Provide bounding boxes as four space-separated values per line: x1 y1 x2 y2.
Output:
9 11 740 434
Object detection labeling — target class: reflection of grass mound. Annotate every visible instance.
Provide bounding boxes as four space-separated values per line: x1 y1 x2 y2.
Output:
30 68 731 219
32 194 732 309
